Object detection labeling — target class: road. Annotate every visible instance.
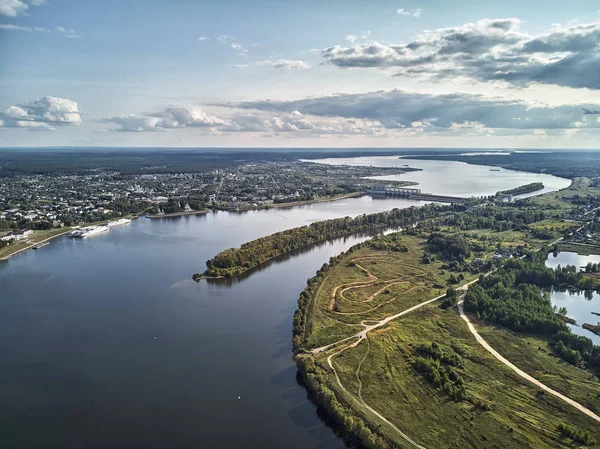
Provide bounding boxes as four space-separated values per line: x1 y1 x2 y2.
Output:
457 296 600 425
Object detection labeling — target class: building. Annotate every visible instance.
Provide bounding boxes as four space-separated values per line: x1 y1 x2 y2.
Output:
497 193 514 202
0 229 33 242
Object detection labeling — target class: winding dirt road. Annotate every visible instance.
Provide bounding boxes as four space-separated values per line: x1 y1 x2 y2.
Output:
457 297 600 425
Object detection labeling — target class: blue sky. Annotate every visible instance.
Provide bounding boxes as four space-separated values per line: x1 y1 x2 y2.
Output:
1 0 600 148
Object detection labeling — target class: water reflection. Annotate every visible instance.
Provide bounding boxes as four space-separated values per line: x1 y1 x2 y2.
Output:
206 228 396 287
547 251 600 344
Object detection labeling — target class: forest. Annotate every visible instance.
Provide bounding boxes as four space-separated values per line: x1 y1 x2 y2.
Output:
201 203 452 277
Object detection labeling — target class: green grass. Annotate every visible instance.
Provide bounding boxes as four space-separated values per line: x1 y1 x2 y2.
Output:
325 305 600 449
303 235 464 350
476 324 600 414
558 242 600 256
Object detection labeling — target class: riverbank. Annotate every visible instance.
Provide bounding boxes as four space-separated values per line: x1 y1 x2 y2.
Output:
558 241 600 256
0 228 72 261
146 209 211 219
0 214 142 261
214 192 365 212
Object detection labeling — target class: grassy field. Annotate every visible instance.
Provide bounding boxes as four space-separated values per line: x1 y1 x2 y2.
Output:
322 303 600 449
300 231 600 448
529 177 600 217
302 235 476 351
476 324 600 414
295 182 600 448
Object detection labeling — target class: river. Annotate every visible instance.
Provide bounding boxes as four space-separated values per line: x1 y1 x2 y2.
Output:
546 252 600 345
0 157 571 448
307 156 571 198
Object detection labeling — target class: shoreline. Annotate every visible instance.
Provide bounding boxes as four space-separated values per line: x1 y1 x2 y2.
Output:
0 214 143 261
146 209 211 219
214 191 365 212
0 228 72 261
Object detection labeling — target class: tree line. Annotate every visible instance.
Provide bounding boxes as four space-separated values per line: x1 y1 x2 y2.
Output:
203 203 452 277
499 182 544 196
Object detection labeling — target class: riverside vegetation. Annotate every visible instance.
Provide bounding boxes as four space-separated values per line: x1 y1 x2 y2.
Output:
199 203 456 278
498 182 545 196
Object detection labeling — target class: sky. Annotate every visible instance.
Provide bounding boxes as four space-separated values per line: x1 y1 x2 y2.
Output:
1 0 600 148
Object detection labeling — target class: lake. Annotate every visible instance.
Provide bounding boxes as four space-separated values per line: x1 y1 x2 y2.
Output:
0 156 571 448
546 252 600 345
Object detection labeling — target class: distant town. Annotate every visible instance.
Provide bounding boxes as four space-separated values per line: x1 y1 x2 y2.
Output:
0 161 418 235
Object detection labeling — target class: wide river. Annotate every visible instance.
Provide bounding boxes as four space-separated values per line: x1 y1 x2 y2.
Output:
0 157 570 448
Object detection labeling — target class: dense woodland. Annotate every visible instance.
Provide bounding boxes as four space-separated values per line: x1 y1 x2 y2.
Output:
444 205 548 232
203 203 452 277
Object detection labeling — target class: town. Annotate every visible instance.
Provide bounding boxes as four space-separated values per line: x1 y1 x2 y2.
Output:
0 161 418 234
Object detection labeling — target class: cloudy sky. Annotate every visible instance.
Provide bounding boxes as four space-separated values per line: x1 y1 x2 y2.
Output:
1 0 600 148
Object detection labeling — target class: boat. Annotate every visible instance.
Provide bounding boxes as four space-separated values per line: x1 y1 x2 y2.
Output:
68 225 109 238
32 242 49 249
106 218 131 227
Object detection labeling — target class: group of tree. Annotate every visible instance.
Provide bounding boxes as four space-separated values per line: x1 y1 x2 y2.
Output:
498 182 544 196
556 423 596 446
411 342 469 402
444 205 547 234
367 233 408 252
204 203 453 277
427 232 471 261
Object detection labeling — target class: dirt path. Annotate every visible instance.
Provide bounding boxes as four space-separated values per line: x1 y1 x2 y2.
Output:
457 297 600 425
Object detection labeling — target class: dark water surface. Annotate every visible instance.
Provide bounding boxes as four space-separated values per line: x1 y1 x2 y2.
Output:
0 196 423 449
0 161 571 449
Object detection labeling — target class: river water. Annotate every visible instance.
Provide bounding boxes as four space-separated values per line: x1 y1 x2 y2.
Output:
0 157 571 448
546 252 600 345
308 156 571 198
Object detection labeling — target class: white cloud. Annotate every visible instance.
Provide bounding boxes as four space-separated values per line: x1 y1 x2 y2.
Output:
198 36 209 41
215 34 249 56
0 96 81 131
101 104 384 137
102 105 226 132
221 89 600 133
322 18 600 90
346 34 357 42
0 23 34 30
236 59 312 70
397 8 422 17
0 23 78 36
0 0 44 17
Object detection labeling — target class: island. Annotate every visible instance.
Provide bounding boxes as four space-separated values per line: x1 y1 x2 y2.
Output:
498 182 545 196
196 203 452 279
